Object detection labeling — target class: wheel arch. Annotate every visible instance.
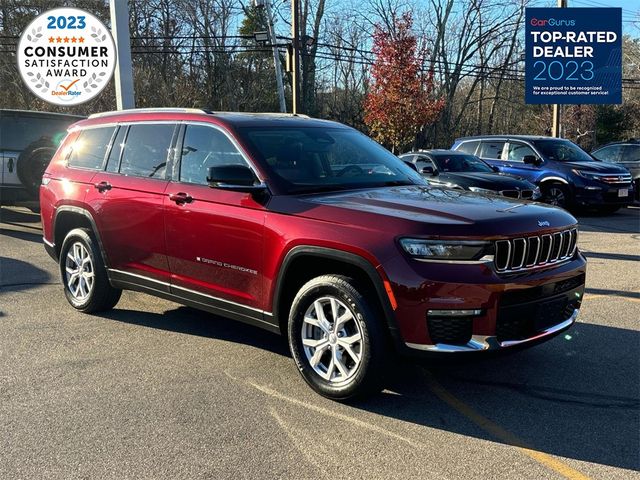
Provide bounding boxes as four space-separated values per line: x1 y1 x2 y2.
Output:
52 206 109 267
271 246 401 347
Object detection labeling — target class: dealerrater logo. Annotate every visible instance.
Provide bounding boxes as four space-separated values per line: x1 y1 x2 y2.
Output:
17 7 116 106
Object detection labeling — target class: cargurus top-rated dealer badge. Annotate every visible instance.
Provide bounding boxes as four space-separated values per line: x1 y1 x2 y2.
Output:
17 7 116 106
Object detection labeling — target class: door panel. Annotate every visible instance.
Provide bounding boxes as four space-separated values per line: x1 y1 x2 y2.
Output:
497 141 541 183
164 123 266 310
84 123 176 283
164 184 265 309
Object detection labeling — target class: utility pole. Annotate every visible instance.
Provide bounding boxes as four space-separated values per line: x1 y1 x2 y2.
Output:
291 0 301 114
552 0 567 137
109 0 135 110
264 0 286 112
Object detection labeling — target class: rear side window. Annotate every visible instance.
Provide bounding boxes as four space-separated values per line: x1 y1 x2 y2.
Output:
456 140 479 155
478 141 505 160
119 124 175 179
179 125 246 185
68 127 115 170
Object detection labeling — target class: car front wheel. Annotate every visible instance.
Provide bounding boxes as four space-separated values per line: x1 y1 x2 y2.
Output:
59 228 121 313
542 183 571 209
288 274 389 400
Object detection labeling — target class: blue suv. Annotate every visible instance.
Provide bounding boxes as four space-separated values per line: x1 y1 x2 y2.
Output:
452 135 634 212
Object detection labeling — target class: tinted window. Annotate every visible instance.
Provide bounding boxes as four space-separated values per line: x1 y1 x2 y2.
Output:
430 153 493 173
478 141 505 160
106 126 127 173
507 142 537 162
0 113 80 151
179 125 246 184
456 140 479 155
68 127 115 170
238 127 424 193
533 139 593 162
592 145 622 162
119 124 174 178
621 145 640 162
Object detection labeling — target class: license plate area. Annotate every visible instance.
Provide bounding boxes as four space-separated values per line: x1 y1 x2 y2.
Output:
618 188 628 197
535 297 568 331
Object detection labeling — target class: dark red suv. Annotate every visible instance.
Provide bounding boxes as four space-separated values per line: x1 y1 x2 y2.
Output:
40 109 586 400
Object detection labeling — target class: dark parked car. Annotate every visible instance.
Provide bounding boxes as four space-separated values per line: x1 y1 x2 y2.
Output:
399 150 541 200
0 109 84 208
41 109 586 400
591 140 640 200
452 135 634 212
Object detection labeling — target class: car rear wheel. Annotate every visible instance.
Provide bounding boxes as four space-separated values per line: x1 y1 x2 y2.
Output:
17 141 56 196
542 183 571 209
288 275 389 400
59 228 121 313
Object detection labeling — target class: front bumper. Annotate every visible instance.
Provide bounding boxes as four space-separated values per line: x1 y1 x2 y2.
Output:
383 251 586 356
574 183 634 207
406 308 578 352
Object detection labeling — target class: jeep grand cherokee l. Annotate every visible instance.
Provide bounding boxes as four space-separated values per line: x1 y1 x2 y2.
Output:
41 109 587 400
452 135 634 212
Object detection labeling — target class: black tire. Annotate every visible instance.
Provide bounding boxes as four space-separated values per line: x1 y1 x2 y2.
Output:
17 140 56 197
288 274 390 401
542 183 572 209
59 228 121 313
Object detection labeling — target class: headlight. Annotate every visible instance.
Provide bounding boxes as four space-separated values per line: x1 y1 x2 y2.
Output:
572 169 600 181
533 186 542 199
399 238 492 260
468 186 497 195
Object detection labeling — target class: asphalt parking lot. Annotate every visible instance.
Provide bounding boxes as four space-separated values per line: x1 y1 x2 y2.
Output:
0 205 638 479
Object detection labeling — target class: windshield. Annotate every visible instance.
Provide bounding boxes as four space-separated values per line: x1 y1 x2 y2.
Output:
533 139 593 162
238 126 425 193
430 153 493 173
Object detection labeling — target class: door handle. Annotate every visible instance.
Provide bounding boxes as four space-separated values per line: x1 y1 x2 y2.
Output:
94 181 112 192
169 192 193 204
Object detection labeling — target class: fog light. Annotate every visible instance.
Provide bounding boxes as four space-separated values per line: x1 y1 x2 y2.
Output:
427 309 482 317
584 186 602 191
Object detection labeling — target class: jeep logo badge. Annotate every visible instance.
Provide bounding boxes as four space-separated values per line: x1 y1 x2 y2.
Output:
538 220 550 227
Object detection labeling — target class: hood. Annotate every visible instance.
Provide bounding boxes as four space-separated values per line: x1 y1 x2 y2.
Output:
563 160 629 174
276 186 576 238
432 172 533 189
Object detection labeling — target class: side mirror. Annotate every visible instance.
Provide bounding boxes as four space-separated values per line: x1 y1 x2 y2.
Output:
420 165 437 176
523 155 541 166
492 166 500 172
403 160 418 172
207 165 267 193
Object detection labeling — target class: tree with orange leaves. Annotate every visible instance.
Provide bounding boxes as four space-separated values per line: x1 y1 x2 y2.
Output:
364 12 444 153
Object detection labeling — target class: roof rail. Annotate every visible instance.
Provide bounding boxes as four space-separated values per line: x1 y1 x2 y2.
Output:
88 107 213 119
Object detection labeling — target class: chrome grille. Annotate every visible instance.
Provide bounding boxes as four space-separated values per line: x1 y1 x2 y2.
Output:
494 228 578 272
593 173 632 184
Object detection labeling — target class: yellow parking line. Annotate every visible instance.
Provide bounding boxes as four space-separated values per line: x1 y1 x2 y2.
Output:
422 370 592 480
583 293 640 303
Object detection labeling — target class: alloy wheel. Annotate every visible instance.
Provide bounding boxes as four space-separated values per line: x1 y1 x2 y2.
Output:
65 241 95 301
547 187 566 207
301 296 363 383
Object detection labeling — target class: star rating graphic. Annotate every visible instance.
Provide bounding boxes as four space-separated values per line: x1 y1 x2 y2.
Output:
48 36 85 44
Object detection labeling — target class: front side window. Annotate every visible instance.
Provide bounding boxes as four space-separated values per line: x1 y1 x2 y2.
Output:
179 125 247 185
119 124 175 179
237 126 424 193
478 141 505 160
507 142 537 162
68 126 115 170
621 145 640 162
